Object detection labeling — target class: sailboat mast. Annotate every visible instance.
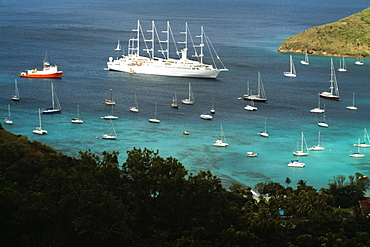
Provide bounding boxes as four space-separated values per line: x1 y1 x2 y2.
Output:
264 118 267 132
51 83 55 109
38 109 42 129
154 102 157 119
257 71 261 98
352 92 355 106
188 83 191 99
301 132 304 151
330 59 334 95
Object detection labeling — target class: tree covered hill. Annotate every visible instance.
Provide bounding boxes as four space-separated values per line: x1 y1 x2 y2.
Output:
1 124 370 246
278 7 370 57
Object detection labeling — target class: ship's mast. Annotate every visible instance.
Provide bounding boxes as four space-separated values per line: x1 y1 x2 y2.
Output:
143 21 155 58
193 26 205 64
129 20 140 56
159 21 170 60
178 22 188 60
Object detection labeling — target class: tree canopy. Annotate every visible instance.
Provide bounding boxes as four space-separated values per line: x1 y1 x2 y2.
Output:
0 124 370 246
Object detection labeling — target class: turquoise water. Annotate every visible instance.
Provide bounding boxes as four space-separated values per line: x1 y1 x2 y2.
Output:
0 0 369 190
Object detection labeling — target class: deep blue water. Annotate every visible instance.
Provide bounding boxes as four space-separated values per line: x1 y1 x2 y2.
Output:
1 0 369 190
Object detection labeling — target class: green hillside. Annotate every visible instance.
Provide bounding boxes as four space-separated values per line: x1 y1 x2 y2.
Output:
278 7 370 57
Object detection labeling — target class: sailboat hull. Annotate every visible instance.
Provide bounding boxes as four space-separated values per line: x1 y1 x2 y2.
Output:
102 134 116 140
283 72 296 77
130 107 139 113
293 152 309 156
350 153 365 158
213 140 228 147
42 108 61 114
308 146 325 151
4 119 13 125
149 118 160 123
319 93 339 100
33 128 48 135
71 118 84 124
182 99 194 105
243 96 267 102
310 108 325 113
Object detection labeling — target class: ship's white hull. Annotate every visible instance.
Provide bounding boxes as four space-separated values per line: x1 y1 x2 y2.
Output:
107 56 221 79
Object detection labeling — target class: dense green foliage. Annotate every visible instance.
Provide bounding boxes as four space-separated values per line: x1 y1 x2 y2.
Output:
1 124 370 246
278 7 370 57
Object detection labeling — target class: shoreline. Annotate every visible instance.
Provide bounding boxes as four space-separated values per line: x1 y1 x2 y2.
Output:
277 48 368 58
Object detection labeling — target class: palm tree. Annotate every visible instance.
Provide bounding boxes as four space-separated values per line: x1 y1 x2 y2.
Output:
285 177 291 187
297 179 307 189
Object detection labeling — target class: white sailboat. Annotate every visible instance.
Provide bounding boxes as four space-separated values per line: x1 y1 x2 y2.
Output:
246 151 258 157
71 104 84 124
105 89 116 105
101 105 118 119
308 131 325 151
244 71 268 101
200 113 213 120
350 139 365 157
12 79 20 101
4 104 13 125
213 124 228 147
338 57 347 72
114 40 121 51
102 120 117 140
106 20 228 79
318 111 329 128
33 108 48 135
355 57 364 65
171 92 179 108
246 145 258 157
43 82 61 114
354 128 370 148
244 97 257 111
319 58 339 100
130 93 139 112
293 132 309 156
310 93 325 113
283 55 296 77
300 48 309 65
346 92 357 110
288 160 305 168
149 102 160 123
182 83 195 105
183 123 190 135
258 118 269 137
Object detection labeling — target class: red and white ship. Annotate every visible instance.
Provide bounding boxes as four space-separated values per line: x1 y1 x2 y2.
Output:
20 61 63 78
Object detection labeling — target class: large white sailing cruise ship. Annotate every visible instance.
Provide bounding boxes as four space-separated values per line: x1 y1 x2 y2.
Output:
106 20 228 79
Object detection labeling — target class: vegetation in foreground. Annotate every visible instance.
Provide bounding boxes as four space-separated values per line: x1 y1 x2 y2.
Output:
1 124 370 246
278 7 370 57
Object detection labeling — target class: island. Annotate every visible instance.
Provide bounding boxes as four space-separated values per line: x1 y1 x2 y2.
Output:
278 7 370 58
